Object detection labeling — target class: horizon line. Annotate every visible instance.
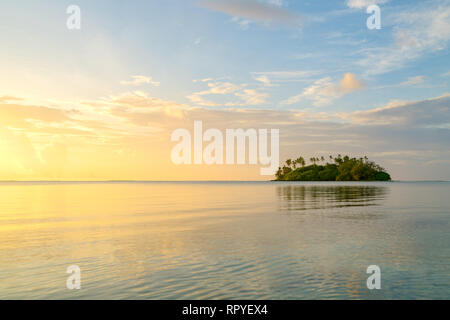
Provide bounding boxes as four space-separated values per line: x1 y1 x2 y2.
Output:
0 179 449 183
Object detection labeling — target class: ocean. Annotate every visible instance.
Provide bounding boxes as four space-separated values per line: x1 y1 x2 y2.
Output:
0 181 448 299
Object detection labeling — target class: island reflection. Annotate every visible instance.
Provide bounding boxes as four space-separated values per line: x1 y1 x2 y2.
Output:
276 184 389 211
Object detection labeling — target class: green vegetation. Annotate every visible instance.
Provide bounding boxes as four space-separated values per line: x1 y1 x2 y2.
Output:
275 155 391 181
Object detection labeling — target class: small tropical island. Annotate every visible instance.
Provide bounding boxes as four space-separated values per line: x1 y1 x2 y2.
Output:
275 155 391 181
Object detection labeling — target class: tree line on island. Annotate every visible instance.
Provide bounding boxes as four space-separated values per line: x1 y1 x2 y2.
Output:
275 155 391 181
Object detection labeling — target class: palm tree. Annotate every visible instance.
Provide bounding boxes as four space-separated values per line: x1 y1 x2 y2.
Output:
295 157 305 168
310 157 316 166
286 159 292 168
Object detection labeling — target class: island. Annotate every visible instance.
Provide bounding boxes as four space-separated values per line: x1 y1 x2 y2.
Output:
275 155 391 181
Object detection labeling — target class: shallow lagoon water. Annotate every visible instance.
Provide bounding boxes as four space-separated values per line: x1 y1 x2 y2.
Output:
0 181 448 299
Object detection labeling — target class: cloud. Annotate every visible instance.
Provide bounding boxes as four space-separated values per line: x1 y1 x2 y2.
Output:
252 70 318 85
235 89 269 105
0 96 23 103
0 100 116 138
198 0 300 27
346 0 388 9
399 76 425 87
108 91 189 119
193 78 214 83
111 92 450 179
0 101 72 129
267 0 283 6
187 80 268 106
282 73 365 107
339 72 365 92
254 74 272 86
111 91 183 109
120 75 160 87
339 94 450 126
231 17 252 29
2 92 450 180
358 2 450 75
188 81 242 106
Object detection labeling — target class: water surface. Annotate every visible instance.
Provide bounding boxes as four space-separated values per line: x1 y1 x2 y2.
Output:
0 181 449 299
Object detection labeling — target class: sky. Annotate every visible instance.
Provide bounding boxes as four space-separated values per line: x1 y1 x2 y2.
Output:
0 0 449 180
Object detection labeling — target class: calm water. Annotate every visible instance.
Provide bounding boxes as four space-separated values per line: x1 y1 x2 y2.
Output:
0 181 449 300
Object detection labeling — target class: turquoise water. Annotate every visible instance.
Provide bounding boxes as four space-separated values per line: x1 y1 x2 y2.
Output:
0 181 448 299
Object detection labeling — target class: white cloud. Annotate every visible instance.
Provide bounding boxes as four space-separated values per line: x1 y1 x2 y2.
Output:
253 74 272 86
187 80 268 106
346 0 388 9
120 75 160 87
252 70 319 85
358 2 450 75
267 0 283 6
282 73 365 107
235 89 269 105
399 76 425 87
198 0 300 27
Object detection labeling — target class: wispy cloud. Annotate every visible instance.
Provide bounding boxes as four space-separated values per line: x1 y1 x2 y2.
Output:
188 80 268 106
0 96 23 103
376 76 427 90
252 70 318 85
338 93 450 126
346 0 389 9
198 0 300 27
399 76 425 87
282 73 365 107
120 75 160 87
358 2 450 75
253 74 272 86
188 81 243 106
235 89 269 105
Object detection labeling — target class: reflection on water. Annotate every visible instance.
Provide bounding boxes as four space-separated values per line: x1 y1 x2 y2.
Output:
0 182 449 300
277 185 389 211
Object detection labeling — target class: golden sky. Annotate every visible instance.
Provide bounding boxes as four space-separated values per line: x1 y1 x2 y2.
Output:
1 1 450 180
